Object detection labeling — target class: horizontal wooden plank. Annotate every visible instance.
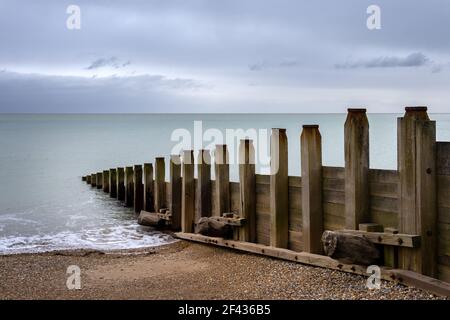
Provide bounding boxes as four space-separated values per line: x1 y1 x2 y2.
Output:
370 195 399 213
288 187 302 210
256 174 270 185
437 142 450 175
370 210 398 229
370 182 399 199
438 264 450 284
438 175 450 207
175 232 450 295
323 166 345 179
439 206 450 224
369 169 399 184
339 230 421 248
323 214 345 231
288 230 303 252
323 178 344 192
288 176 302 188
323 190 345 205
323 202 345 217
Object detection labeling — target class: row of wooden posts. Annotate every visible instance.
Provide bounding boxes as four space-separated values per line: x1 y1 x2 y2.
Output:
82 106 441 278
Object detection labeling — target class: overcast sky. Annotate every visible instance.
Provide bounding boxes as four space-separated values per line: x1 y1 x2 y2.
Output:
0 0 449 113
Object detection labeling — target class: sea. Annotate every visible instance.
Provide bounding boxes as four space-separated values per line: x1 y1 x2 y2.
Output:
1 113 449 254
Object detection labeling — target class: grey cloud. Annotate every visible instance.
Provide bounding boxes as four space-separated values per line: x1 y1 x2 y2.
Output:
86 57 131 70
249 59 299 71
335 53 429 69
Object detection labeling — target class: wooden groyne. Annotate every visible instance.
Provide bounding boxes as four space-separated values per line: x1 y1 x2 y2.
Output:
82 107 450 296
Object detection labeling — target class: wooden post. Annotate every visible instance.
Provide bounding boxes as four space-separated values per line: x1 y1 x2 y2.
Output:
270 128 289 248
196 149 212 221
86 174 91 185
384 228 399 268
116 167 125 201
91 173 96 187
301 125 323 254
344 108 370 230
109 168 117 198
398 106 437 277
133 165 143 213
143 163 154 212
214 145 230 216
170 155 182 230
96 172 103 189
125 166 134 207
239 139 256 242
82 176 86 181
154 157 166 212
102 170 110 193
182 150 195 233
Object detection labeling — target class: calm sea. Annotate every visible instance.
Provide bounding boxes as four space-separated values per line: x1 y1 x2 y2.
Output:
1 114 449 254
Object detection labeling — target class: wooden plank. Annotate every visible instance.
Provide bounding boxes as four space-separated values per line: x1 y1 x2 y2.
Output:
398 107 438 277
256 174 270 185
369 182 399 199
369 210 398 229
270 128 289 248
301 125 323 254
438 175 450 207
322 166 345 179
345 109 370 229
116 167 125 201
239 139 256 242
384 228 399 268
102 170 110 193
109 168 117 198
323 190 345 205
323 178 344 192
196 150 212 221
143 163 154 212
214 145 230 216
438 206 450 224
96 172 103 189
154 157 166 213
323 202 345 217
90 173 96 187
340 230 421 248
437 142 450 175
86 174 91 184
288 176 302 188
181 150 195 233
359 223 383 232
133 165 143 213
169 155 182 231
389 269 450 297
323 214 345 231
369 169 399 184
370 195 398 213
124 166 133 207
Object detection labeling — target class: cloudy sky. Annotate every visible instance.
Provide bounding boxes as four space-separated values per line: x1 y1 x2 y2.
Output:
0 0 449 112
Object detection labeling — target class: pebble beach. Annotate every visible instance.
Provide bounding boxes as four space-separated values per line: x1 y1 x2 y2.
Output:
0 241 446 300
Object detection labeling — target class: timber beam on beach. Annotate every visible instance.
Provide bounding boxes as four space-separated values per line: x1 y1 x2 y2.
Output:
174 232 450 297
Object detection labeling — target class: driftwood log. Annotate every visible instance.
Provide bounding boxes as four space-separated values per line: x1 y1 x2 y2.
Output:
138 211 165 228
321 230 380 265
195 217 233 238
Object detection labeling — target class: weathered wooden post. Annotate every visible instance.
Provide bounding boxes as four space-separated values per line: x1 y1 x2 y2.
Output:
86 175 91 184
109 168 117 198
214 145 230 216
143 163 154 212
301 125 323 254
170 155 182 230
182 150 195 233
344 108 370 230
398 106 437 277
196 149 212 221
270 128 289 248
239 139 256 242
134 165 143 213
125 166 134 207
96 172 103 189
91 173 97 187
117 167 125 201
154 157 166 212
102 170 110 193
82 176 87 181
